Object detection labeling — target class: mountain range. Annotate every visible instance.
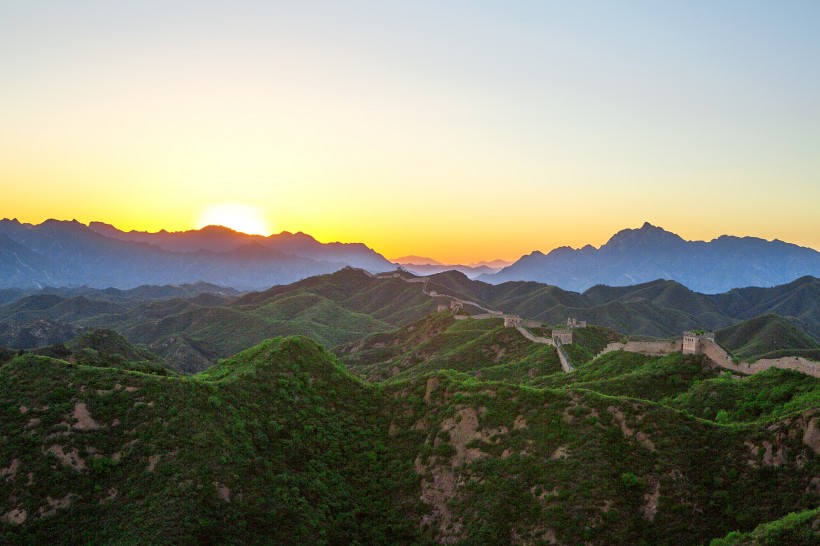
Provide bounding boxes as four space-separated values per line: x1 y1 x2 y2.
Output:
391 256 512 279
1 267 817 373
0 219 393 290
481 222 820 293
394 262 506 279
1 219 818 294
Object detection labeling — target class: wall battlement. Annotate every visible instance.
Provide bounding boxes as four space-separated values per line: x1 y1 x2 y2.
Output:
599 331 819 378
598 340 682 358
682 331 715 354
551 329 573 345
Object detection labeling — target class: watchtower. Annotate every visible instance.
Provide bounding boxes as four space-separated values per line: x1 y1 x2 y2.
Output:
552 329 573 345
682 331 715 355
566 317 587 329
504 315 521 328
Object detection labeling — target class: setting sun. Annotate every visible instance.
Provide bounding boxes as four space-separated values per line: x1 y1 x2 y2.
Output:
196 203 272 236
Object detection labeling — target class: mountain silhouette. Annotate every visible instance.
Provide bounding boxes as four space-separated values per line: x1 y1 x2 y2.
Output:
481 222 820 293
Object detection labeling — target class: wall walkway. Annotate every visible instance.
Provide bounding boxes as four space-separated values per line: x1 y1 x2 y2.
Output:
595 335 819 378
378 269 571 370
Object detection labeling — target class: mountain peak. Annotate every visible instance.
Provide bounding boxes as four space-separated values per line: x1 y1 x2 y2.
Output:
483 223 819 293
605 222 685 248
42 218 85 229
274 231 319 244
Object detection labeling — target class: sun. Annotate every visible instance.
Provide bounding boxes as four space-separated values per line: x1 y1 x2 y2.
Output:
196 204 272 236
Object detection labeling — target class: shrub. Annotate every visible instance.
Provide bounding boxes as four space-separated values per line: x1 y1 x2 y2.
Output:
621 472 640 487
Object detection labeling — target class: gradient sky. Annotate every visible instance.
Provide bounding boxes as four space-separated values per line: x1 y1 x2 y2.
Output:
2 1 818 263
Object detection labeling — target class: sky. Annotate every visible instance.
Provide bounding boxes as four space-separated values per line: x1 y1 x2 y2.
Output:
1 1 818 263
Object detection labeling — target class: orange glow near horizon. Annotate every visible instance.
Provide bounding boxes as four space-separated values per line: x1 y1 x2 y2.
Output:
2 210 818 266
1 3 818 263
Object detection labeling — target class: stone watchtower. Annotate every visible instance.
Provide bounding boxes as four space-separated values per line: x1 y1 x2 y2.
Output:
552 329 573 345
504 315 522 328
682 331 715 355
566 317 587 329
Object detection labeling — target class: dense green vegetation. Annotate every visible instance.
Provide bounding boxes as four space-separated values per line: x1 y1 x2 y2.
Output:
336 312 563 381
2 272 818 374
1 331 817 545
0 338 419 544
0 268 441 372
423 272 820 339
666 368 820 423
0 271 818 544
336 314 629 383
709 507 819 546
529 351 723 401
716 313 820 361
0 329 174 376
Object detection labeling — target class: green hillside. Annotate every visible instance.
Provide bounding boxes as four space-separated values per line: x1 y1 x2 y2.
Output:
1 335 817 545
1 273 817 372
112 268 439 372
336 313 622 382
0 328 174 376
337 312 563 382
0 338 415 544
716 313 820 361
711 276 820 337
709 507 819 546
666 368 820 423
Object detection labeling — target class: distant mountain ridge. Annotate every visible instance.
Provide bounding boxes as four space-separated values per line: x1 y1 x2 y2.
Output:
391 255 444 266
480 222 820 293
396 262 503 279
3 219 818 294
89 222 392 271
391 255 511 279
0 219 394 290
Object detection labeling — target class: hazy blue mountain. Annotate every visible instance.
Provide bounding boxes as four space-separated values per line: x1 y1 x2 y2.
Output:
480 222 820 293
1 282 238 306
88 221 393 272
396 262 502 279
0 219 394 289
0 233 65 288
392 255 510 278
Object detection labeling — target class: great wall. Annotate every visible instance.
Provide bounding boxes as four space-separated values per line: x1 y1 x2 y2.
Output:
373 269 820 378
681 331 820 378
595 331 820 377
